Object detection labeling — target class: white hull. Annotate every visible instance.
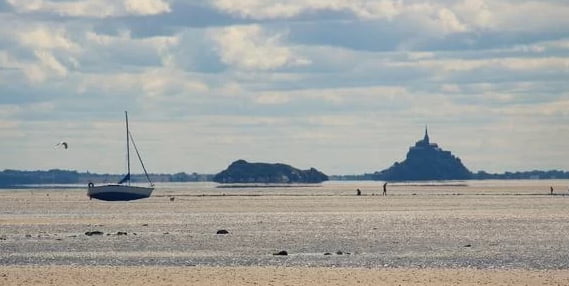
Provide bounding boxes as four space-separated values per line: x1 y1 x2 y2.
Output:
88 184 153 201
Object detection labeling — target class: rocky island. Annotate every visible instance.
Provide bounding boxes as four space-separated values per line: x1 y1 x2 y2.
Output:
374 128 472 181
213 160 328 184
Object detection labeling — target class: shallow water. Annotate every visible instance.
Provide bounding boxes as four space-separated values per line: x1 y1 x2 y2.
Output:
1 180 569 269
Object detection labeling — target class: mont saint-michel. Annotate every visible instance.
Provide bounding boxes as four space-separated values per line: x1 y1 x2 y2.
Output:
374 128 472 181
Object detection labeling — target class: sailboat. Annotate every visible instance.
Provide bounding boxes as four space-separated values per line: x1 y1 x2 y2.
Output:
87 111 154 201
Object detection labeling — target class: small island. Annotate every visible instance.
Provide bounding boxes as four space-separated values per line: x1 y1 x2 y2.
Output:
374 128 472 181
213 160 328 184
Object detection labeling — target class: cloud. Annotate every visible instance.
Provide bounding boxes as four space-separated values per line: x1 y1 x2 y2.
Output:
437 8 467 33
210 0 569 35
17 26 79 51
0 0 568 174
7 0 171 17
124 0 170 16
210 25 310 70
211 0 405 21
84 30 180 68
27 50 68 82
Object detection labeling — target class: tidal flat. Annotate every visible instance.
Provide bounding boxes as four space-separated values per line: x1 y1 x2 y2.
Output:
2 180 569 285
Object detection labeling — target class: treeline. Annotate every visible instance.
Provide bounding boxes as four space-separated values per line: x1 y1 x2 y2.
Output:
472 170 569 180
2 168 569 187
331 169 569 181
0 169 213 187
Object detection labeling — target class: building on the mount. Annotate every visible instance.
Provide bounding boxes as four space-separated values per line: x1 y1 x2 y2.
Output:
374 127 472 181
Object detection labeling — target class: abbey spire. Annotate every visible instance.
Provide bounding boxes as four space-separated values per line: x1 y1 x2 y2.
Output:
423 126 429 144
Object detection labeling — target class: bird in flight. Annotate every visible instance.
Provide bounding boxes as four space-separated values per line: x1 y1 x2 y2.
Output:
55 141 68 149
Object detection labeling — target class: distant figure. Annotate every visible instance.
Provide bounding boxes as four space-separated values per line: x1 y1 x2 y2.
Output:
550 186 554 195
55 141 68 149
356 189 361 196
170 196 175 202
383 182 388 196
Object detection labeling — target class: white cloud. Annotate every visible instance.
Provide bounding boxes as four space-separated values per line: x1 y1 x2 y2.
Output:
31 50 68 80
453 0 493 29
124 0 171 16
389 56 569 74
0 51 21 71
440 84 461 93
407 52 435 60
0 23 80 83
211 0 405 20
17 26 79 51
78 68 209 101
139 69 209 99
210 25 310 70
7 0 170 18
85 30 180 67
490 1 569 32
252 85 410 106
255 93 291 105
500 97 569 117
211 0 569 36
437 8 467 33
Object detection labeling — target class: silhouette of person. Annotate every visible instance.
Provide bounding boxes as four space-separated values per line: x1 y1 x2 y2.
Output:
383 182 387 196
356 189 361 196
550 186 554 195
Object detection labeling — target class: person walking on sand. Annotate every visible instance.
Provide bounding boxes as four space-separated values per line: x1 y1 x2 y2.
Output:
356 189 361 196
550 186 554 195
383 182 387 196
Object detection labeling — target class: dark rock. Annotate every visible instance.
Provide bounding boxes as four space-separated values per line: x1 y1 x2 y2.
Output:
216 229 229 235
85 231 104 236
324 252 332 255
374 128 472 181
273 250 288 256
464 244 472 247
116 231 127 236
142 224 148 227
25 234 32 238
336 250 344 255
213 160 328 184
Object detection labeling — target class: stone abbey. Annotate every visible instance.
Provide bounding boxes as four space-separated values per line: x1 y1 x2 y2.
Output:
375 128 472 181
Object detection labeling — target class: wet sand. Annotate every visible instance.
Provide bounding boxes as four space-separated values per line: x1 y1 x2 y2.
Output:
2 180 569 285
3 266 569 286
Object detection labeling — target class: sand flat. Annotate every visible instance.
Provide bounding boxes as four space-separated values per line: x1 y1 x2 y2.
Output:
2 266 569 286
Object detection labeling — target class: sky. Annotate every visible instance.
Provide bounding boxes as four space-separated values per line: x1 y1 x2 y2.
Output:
1 0 568 175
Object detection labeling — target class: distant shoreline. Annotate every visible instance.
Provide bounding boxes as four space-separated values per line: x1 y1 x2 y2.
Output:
1 169 569 188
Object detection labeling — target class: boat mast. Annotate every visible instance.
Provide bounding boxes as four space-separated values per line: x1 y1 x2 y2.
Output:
125 111 130 186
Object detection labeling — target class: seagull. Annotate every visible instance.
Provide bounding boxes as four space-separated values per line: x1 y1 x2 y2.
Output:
55 142 68 149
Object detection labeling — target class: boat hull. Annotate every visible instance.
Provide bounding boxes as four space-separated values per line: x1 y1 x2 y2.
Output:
87 184 153 201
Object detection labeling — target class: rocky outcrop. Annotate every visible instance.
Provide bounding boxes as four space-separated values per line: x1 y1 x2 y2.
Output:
213 160 328 184
375 128 472 181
